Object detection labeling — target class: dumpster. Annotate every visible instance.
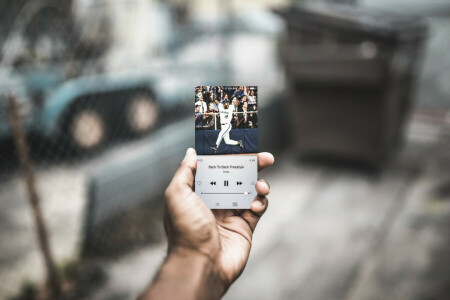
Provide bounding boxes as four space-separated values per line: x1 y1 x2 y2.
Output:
276 3 428 167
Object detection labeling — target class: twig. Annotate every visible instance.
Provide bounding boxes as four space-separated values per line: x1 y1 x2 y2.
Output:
6 94 62 297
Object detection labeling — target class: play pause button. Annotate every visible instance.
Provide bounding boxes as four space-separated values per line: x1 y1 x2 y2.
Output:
236 181 242 185
224 180 229 187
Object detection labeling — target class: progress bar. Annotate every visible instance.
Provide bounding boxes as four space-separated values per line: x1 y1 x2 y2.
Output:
202 192 250 195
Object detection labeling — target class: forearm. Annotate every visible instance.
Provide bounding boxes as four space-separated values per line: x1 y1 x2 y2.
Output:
139 248 225 300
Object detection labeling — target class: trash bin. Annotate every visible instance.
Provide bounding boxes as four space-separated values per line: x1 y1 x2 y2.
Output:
275 3 428 167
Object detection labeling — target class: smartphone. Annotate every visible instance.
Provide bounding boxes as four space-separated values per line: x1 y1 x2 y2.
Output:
194 86 258 209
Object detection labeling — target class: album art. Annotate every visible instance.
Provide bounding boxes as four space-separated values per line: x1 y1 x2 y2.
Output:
194 86 258 155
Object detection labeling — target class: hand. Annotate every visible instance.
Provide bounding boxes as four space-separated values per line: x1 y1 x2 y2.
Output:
164 148 274 293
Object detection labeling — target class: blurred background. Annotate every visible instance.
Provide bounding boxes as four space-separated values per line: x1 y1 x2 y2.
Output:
1 0 450 299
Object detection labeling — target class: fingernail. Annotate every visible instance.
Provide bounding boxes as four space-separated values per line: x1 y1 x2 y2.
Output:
183 148 196 162
253 199 264 208
182 149 189 162
257 179 270 190
187 148 196 156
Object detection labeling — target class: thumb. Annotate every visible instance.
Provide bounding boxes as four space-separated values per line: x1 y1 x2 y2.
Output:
167 148 197 193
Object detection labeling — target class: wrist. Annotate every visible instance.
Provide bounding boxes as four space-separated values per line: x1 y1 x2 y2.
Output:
141 247 226 300
170 247 227 298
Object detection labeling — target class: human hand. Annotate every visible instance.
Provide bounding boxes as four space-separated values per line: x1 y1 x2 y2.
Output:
164 148 274 294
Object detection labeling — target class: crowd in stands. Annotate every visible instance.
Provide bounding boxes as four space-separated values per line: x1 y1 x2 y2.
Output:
194 86 258 130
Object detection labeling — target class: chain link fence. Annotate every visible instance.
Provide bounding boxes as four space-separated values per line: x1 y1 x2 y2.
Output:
0 0 199 298
0 0 450 299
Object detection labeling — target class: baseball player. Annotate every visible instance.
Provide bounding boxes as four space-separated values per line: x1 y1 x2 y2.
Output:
210 97 244 153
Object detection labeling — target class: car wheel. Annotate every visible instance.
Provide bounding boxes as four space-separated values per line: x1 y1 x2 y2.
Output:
126 93 158 135
69 107 106 153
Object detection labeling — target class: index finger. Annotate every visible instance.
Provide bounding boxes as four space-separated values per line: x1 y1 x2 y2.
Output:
258 152 274 172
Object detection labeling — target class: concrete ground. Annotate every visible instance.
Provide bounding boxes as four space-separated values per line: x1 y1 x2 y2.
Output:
94 116 450 300
0 136 164 299
1 116 450 300
0 162 86 298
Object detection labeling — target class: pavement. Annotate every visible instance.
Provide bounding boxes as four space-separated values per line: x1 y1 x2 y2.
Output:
90 117 450 300
0 162 85 298
0 136 166 299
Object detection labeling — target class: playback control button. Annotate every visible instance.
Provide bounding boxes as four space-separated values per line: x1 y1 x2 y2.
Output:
209 180 245 186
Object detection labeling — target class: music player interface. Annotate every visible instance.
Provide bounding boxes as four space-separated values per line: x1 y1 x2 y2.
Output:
194 86 258 209
195 155 257 209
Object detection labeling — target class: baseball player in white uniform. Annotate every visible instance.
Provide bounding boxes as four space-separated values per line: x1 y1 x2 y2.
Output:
210 98 244 153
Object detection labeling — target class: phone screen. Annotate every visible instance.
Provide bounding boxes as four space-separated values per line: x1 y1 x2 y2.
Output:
194 86 258 209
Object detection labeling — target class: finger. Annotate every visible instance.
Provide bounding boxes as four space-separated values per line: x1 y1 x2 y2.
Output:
167 148 197 191
258 152 274 172
255 179 270 196
240 195 269 232
251 196 269 215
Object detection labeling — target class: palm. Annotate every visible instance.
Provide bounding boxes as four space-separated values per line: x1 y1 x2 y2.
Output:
213 210 254 283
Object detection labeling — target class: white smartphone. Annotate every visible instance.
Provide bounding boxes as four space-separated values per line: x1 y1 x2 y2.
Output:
194 86 258 209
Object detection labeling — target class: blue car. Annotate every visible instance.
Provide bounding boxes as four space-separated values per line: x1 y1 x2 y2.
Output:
0 60 225 153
